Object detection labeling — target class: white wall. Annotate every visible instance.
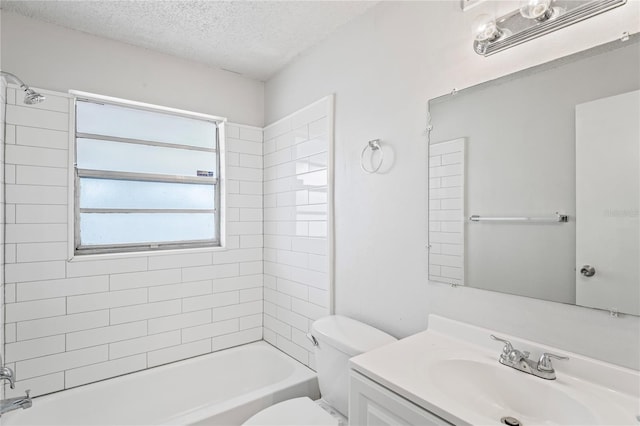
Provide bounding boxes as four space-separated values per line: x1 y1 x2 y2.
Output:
1 11 264 127
265 1 640 369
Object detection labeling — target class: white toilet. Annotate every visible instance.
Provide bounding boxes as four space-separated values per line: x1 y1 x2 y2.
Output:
243 315 397 426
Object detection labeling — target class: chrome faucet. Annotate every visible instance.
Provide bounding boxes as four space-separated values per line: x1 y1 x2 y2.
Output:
0 353 33 417
491 335 568 380
0 355 15 389
0 367 15 389
0 390 32 416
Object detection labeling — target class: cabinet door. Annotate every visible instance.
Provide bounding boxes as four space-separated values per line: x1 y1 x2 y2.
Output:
349 371 452 426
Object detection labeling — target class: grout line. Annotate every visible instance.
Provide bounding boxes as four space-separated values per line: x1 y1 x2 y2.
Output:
8 162 69 171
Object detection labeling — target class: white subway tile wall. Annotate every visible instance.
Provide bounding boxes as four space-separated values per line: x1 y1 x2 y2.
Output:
2 86 264 397
262 98 332 369
428 138 465 285
1 81 7 403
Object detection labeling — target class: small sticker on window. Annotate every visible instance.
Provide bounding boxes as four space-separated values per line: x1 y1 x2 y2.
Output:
197 170 214 177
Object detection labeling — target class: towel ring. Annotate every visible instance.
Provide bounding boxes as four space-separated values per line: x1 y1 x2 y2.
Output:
360 139 384 174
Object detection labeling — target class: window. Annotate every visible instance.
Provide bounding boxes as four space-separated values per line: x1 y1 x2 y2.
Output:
73 94 223 254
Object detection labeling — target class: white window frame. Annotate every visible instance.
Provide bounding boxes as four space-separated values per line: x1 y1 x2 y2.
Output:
69 91 226 257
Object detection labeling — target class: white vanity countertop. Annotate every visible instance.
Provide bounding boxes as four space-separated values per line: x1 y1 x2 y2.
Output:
349 315 640 426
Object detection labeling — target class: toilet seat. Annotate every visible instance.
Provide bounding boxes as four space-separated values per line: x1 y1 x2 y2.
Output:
243 397 339 426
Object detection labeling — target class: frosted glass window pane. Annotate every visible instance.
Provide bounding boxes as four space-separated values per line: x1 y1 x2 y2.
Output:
77 139 216 178
80 213 215 245
80 178 214 210
76 101 216 149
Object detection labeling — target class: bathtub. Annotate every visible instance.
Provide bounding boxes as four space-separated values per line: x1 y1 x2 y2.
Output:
2 341 319 425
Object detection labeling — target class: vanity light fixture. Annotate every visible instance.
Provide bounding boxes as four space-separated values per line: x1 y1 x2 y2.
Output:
473 0 627 56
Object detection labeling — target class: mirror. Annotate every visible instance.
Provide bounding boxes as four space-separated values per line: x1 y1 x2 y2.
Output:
428 35 639 316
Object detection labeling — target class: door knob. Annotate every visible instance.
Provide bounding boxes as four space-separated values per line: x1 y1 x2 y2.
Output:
580 265 596 277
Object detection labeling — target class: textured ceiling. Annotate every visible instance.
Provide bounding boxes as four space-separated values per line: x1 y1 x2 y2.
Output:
1 0 377 81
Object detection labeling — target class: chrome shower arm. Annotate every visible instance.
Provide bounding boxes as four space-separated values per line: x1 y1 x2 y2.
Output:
0 71 29 90
0 70 46 104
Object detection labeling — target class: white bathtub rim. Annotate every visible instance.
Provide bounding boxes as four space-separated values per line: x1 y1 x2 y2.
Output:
2 340 318 426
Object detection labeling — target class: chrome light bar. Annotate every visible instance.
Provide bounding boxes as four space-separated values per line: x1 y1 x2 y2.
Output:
474 0 627 56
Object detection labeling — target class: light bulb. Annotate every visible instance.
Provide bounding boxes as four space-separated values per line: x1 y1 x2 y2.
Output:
520 0 554 21
472 14 501 42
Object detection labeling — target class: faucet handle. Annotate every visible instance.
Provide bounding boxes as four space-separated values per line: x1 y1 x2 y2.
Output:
490 335 514 360
537 352 569 372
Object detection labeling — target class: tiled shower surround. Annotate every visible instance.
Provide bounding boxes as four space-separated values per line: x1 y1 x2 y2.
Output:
1 81 6 401
2 85 282 397
262 97 332 369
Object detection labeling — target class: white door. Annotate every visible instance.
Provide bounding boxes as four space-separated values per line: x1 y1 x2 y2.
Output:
575 90 640 315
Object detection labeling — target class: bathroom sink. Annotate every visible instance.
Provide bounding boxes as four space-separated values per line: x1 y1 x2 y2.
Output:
429 359 598 425
349 316 640 426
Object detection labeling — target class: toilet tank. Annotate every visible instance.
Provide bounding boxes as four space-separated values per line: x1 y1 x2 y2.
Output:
310 315 396 417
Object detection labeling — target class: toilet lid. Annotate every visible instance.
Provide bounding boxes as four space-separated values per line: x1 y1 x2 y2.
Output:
243 397 339 426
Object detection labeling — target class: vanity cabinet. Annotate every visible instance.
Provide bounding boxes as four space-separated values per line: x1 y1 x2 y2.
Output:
349 370 452 426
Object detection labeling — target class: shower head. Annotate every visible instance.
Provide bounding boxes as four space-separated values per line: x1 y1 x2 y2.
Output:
23 88 46 105
0 71 46 105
